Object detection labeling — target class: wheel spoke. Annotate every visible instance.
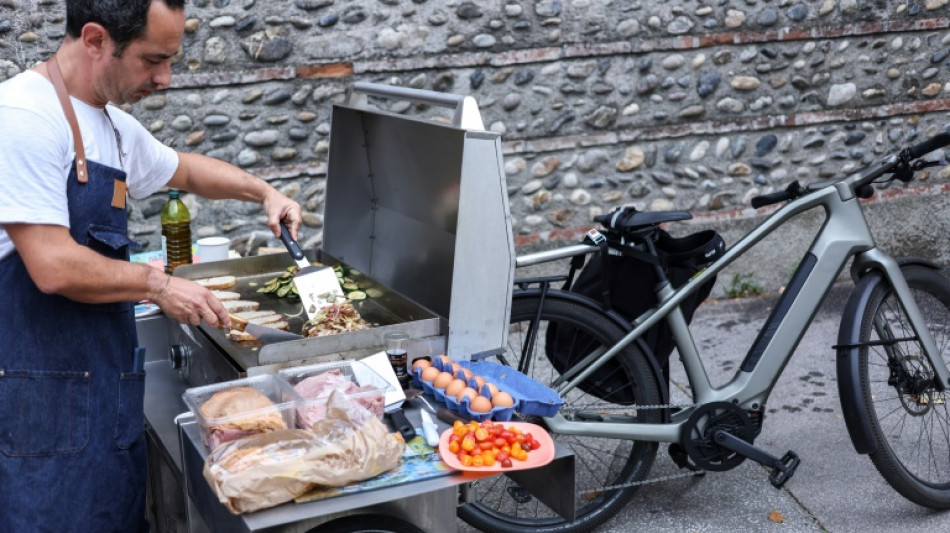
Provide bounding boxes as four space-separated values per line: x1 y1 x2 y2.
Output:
460 294 661 532
860 270 950 506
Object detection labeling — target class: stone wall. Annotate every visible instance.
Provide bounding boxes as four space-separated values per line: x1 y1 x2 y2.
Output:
3 0 950 286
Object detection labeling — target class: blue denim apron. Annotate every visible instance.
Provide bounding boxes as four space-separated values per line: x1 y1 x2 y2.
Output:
0 67 146 532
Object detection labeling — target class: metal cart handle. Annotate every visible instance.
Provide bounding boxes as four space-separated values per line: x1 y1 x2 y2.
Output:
347 81 485 131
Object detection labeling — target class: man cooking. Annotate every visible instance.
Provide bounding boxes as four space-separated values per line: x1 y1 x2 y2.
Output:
0 0 303 530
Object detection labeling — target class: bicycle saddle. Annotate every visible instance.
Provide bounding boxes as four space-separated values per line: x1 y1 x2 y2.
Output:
597 207 693 232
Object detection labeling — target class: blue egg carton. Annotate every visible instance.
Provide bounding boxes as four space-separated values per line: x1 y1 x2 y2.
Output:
411 359 515 422
457 360 564 418
411 358 563 420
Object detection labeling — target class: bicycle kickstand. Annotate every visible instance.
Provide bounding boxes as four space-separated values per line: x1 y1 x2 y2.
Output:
711 430 801 488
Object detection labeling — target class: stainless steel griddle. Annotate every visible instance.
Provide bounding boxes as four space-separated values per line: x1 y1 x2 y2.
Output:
162 82 514 388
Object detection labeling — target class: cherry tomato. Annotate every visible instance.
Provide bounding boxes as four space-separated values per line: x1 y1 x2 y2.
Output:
494 437 507 448
478 440 495 451
472 455 485 467
475 428 490 442
461 454 474 467
482 452 496 466
448 440 460 454
495 450 509 462
461 435 476 452
528 438 541 450
500 457 512 468
522 442 532 452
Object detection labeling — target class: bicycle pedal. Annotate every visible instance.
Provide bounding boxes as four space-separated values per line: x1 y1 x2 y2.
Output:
768 451 800 489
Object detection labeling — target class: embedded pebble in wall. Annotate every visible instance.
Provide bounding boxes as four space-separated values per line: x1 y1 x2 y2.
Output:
3 0 945 249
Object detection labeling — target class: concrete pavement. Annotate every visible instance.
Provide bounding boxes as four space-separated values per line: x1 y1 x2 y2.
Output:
595 282 950 533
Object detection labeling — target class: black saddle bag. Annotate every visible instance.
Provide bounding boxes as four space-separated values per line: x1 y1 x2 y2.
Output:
544 228 725 404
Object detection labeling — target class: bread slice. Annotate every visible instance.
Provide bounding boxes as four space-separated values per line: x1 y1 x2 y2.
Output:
211 290 241 301
247 314 285 327
260 320 289 331
222 300 260 313
229 329 257 342
233 310 278 320
195 275 237 290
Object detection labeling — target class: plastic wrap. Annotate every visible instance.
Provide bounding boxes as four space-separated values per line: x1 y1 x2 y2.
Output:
203 390 405 514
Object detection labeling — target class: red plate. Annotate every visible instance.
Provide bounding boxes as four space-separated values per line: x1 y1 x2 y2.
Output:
438 421 555 473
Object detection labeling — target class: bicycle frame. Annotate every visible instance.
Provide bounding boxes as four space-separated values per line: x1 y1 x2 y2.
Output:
518 156 950 443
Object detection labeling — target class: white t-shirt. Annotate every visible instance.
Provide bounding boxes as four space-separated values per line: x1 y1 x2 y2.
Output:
0 69 178 259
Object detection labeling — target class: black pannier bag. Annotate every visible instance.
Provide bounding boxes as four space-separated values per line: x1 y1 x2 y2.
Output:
544 227 725 404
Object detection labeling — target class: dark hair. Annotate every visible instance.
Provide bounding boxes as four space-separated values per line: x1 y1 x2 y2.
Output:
65 0 186 57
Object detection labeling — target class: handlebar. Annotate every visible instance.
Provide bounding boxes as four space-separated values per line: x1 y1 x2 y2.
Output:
750 131 950 208
750 181 806 209
906 132 950 159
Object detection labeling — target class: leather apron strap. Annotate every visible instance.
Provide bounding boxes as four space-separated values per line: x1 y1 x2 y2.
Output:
47 56 88 184
46 56 126 209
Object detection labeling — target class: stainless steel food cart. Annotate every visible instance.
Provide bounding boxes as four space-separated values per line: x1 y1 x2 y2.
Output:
140 83 567 532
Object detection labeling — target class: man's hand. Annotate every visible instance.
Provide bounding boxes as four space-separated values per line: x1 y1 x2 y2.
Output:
154 275 231 328
261 188 303 241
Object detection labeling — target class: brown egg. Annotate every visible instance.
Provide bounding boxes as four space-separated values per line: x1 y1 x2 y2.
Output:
445 378 467 399
412 359 431 372
456 387 478 403
421 366 440 382
484 382 499 397
491 391 515 408
438 355 453 369
419 366 441 381
432 371 454 390
460 368 474 381
473 376 486 390
450 363 463 377
470 395 493 413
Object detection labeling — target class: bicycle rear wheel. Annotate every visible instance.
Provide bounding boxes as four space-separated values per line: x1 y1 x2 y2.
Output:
859 265 950 508
457 293 662 533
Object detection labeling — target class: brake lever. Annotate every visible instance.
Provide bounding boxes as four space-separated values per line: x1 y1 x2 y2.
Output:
913 160 941 170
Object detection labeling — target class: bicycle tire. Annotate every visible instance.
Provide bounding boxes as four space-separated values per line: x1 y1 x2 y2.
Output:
457 293 662 533
858 265 950 508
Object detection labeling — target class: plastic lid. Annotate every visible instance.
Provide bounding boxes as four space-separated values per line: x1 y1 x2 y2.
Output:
168 189 180 199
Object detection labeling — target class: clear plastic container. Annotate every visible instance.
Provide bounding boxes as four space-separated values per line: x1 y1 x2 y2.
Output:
278 360 393 425
182 374 298 449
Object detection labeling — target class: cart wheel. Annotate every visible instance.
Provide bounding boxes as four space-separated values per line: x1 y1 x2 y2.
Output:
306 514 425 533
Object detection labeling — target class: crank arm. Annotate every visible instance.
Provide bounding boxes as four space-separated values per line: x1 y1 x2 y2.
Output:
711 430 800 488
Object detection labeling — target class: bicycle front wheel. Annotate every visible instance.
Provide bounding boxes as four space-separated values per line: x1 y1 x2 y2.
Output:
859 265 950 508
458 293 662 533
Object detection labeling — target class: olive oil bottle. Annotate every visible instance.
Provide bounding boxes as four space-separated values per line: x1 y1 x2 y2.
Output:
161 189 192 273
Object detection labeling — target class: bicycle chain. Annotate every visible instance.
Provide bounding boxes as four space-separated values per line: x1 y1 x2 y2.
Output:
579 469 706 496
512 402 706 496
557 402 697 414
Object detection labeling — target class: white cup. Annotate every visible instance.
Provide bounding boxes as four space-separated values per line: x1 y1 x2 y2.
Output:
197 236 231 262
